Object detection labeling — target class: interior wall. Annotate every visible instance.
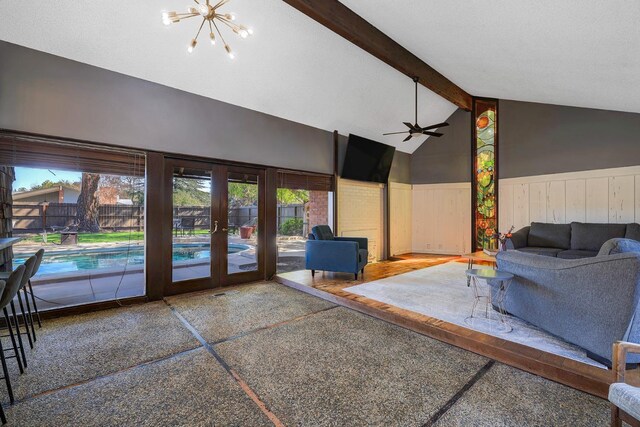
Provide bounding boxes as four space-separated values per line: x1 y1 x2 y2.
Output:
412 183 471 255
499 165 640 232
389 182 412 256
410 100 640 253
0 41 334 174
499 100 640 179
337 178 384 261
411 109 471 184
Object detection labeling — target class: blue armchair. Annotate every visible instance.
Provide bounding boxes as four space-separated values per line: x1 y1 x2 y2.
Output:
305 225 368 279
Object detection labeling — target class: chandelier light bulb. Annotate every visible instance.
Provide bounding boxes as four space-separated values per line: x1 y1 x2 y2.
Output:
188 39 197 53
225 13 236 21
247 28 254 35
187 6 198 14
198 4 211 17
209 32 216 45
225 44 235 59
239 29 248 38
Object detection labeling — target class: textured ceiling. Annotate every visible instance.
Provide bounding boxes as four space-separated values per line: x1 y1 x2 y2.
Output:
341 0 640 114
0 0 457 154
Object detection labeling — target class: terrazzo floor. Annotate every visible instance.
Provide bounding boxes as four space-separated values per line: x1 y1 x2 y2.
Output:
2 281 609 426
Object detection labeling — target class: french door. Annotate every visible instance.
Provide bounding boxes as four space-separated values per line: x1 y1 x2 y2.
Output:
164 158 265 294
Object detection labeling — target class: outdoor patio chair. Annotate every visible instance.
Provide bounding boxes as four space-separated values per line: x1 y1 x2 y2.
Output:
0 265 27 404
178 217 196 236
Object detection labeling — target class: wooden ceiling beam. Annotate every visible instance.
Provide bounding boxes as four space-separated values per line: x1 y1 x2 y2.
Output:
283 0 473 111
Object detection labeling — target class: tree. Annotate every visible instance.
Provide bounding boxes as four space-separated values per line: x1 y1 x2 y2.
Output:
277 189 309 205
99 175 145 204
76 173 101 232
172 178 210 206
29 179 80 191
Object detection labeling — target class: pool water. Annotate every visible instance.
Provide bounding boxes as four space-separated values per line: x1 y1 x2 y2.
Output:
14 243 250 276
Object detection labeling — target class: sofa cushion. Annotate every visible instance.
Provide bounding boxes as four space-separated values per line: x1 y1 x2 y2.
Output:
626 223 640 241
527 223 571 249
517 247 563 257
359 249 368 263
557 249 598 259
609 383 640 422
311 225 334 240
571 222 626 251
598 238 640 256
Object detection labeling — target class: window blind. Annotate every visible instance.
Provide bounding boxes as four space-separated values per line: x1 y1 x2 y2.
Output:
0 133 145 177
277 171 334 192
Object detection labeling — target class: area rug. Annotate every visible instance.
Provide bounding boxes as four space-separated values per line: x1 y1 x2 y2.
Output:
344 261 605 368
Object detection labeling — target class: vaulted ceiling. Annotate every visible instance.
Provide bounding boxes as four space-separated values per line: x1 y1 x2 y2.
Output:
1 1 638 154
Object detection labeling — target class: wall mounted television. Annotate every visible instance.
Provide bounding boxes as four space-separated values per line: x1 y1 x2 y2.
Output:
341 134 396 184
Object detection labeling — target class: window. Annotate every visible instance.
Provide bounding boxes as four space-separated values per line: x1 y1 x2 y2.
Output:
1 137 145 310
276 171 333 274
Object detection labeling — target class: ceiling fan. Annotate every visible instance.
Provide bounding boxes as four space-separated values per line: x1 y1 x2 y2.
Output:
383 77 450 142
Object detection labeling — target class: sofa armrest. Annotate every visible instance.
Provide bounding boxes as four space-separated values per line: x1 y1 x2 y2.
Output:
334 237 368 250
495 250 640 362
305 239 359 272
613 341 640 382
506 226 529 249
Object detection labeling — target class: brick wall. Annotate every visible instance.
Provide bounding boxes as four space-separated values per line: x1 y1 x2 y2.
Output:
307 191 329 231
0 166 15 271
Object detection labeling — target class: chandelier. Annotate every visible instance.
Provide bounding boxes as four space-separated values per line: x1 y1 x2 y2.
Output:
162 0 253 58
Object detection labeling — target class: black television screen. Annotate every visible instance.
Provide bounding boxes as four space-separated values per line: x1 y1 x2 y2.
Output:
341 134 396 183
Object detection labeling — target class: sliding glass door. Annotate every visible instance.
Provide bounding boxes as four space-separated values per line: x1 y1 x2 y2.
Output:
165 159 264 293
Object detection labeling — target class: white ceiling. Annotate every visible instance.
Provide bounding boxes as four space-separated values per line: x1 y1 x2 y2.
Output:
342 0 640 115
0 0 457 154
1 1 638 156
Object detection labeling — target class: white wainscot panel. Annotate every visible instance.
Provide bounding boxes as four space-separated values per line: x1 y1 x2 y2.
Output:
412 183 471 255
499 166 640 229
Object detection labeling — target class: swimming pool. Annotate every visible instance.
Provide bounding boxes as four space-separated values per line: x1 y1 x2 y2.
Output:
14 243 251 276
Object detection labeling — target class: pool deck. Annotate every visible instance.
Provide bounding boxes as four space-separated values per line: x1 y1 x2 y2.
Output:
16 237 306 311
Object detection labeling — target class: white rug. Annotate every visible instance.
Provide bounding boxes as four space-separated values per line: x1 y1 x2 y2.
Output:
345 262 605 368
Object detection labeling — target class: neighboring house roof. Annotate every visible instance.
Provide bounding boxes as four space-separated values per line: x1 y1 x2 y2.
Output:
14 186 62 200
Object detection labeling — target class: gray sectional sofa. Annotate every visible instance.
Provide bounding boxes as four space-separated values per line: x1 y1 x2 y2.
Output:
494 223 640 366
507 222 640 258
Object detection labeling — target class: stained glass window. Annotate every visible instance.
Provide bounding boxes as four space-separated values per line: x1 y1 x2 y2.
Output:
473 99 498 250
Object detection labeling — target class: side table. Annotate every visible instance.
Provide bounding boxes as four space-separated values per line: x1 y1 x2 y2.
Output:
464 268 514 333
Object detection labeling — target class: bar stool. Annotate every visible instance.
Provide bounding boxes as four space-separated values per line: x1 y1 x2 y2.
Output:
27 249 44 328
0 265 27 404
0 253 39 346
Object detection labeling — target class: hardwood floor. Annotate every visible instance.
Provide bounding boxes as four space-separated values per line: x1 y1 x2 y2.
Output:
275 254 620 399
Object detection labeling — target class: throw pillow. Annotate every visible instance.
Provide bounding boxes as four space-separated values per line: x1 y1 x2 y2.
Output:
598 238 640 256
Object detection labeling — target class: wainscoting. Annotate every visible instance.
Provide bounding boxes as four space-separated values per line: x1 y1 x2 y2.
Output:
389 182 412 256
412 183 472 255
499 166 640 232
337 178 384 261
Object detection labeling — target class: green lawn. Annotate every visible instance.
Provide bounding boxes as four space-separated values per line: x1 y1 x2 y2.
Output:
23 229 210 244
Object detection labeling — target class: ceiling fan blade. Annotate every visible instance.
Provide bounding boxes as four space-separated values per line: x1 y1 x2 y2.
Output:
421 122 450 131
403 121 417 130
402 134 413 142
422 131 444 137
383 131 409 135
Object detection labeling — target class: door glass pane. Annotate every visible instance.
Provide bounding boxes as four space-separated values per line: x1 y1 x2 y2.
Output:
172 167 212 282
227 172 258 274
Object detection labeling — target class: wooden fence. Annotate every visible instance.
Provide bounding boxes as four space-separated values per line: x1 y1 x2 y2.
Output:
13 202 306 234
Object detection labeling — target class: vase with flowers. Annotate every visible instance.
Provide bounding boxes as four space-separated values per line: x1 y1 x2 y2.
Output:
494 226 515 252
